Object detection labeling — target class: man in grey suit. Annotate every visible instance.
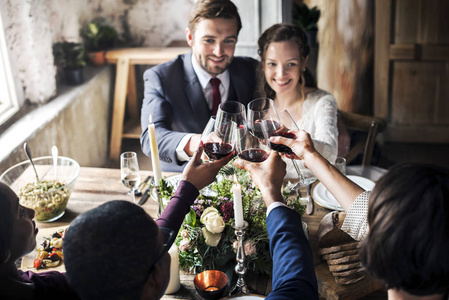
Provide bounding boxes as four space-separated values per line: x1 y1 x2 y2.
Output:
140 0 258 172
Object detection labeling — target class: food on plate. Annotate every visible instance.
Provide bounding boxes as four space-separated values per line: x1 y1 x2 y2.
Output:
33 228 67 270
18 180 71 221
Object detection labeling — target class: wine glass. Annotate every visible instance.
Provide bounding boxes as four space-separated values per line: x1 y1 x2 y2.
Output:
247 98 305 183
120 151 141 204
201 116 236 163
216 101 247 137
235 123 271 163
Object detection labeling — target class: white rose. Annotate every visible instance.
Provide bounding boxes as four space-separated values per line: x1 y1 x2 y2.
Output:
200 207 225 234
201 227 221 247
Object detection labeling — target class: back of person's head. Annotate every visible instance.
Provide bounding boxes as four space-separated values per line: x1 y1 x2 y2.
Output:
188 0 242 36
0 183 13 266
360 163 449 296
64 200 160 299
257 23 315 99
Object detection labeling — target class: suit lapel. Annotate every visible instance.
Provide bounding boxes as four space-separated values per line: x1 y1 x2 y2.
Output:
183 54 211 122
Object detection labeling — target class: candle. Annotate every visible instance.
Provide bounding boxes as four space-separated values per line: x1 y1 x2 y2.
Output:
164 244 181 294
148 114 162 186
232 174 244 228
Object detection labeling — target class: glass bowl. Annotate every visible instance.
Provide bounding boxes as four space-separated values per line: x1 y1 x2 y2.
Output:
0 156 80 222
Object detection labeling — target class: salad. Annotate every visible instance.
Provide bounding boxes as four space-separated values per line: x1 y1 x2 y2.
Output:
19 180 71 222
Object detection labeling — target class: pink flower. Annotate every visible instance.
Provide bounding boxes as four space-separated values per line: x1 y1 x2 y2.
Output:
181 229 189 239
244 240 256 257
179 239 191 252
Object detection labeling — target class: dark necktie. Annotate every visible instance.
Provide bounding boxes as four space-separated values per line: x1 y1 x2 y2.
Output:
210 78 221 116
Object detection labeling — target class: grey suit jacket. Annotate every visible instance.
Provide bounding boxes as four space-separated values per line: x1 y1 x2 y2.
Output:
140 52 258 172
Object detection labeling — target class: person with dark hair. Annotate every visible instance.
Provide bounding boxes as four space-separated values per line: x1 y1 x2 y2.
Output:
271 130 449 299
234 151 318 299
141 0 258 172
63 142 233 300
0 182 79 299
257 23 338 179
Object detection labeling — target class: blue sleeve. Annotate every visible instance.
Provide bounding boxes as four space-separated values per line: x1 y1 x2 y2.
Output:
265 206 318 300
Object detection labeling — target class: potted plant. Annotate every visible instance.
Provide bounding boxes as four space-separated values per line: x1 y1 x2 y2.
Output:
80 19 119 66
292 3 321 48
53 42 86 85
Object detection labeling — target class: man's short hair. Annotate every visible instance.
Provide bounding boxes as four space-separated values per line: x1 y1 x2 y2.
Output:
188 0 242 35
64 200 160 299
360 163 449 296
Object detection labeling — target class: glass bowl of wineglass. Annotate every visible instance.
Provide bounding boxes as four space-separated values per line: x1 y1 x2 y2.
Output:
201 116 236 162
120 151 140 204
236 124 271 163
216 101 247 137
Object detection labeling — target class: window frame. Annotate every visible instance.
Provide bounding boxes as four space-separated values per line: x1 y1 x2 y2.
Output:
0 13 19 125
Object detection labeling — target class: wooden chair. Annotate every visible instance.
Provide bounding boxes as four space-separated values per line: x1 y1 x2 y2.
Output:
337 110 387 166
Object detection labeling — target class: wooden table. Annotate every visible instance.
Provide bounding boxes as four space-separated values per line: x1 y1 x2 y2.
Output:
105 47 190 160
32 167 387 299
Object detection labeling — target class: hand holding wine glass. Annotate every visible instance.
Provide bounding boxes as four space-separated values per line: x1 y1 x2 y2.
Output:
120 151 141 204
201 116 236 162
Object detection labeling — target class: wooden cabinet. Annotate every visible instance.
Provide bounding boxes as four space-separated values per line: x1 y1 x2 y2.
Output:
374 0 449 143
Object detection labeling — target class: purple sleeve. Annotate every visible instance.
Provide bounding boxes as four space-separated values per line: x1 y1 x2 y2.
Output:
156 180 199 233
19 270 79 299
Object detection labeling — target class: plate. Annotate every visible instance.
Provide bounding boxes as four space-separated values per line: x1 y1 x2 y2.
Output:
21 225 69 273
312 175 375 211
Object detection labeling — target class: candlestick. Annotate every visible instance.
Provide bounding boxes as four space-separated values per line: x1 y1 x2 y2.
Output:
165 244 181 294
232 175 244 228
148 114 162 186
230 221 249 295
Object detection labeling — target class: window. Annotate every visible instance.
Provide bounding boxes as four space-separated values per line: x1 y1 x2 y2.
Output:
0 13 19 125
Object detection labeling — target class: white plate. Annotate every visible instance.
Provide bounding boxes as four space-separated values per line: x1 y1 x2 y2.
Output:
312 175 375 211
21 225 69 273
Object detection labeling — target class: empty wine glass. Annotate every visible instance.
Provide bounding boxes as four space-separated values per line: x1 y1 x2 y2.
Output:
201 116 236 163
120 151 140 204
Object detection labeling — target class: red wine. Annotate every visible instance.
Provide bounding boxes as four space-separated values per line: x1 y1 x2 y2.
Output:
250 120 281 139
238 149 269 162
203 142 233 160
270 132 296 154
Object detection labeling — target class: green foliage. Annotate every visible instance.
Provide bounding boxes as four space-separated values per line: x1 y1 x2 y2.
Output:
292 3 321 31
52 42 86 69
80 19 118 51
160 159 306 276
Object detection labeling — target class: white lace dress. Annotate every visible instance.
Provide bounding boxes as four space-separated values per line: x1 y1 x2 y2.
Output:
285 89 339 179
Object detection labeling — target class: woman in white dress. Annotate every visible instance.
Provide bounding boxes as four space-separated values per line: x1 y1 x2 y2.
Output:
257 23 338 179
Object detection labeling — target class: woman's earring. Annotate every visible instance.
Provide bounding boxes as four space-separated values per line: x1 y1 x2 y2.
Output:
303 68 306 72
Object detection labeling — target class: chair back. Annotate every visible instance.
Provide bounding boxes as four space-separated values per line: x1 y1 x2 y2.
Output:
338 110 387 166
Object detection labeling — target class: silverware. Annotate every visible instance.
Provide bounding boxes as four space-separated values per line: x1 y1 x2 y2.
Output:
138 176 153 205
24 143 40 182
306 184 314 215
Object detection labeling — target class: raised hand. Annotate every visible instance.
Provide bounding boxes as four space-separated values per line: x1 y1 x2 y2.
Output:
182 141 233 190
234 151 286 207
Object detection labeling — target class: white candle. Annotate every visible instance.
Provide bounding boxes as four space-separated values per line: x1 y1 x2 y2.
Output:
165 244 181 294
232 175 244 228
148 114 162 186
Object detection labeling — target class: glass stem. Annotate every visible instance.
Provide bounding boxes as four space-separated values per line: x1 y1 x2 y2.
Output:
131 188 136 204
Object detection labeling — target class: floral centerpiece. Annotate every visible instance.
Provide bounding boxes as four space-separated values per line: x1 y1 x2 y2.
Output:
159 161 305 276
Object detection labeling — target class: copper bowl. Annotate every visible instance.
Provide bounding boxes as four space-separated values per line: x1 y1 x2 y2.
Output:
194 270 228 300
